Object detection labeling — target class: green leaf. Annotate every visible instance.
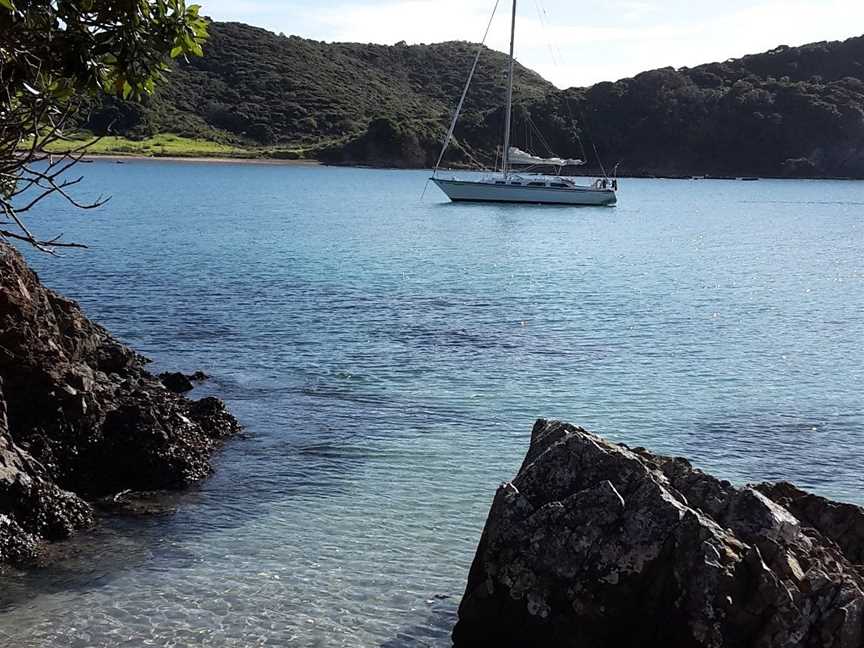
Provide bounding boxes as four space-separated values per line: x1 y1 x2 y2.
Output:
0 0 14 11
50 82 74 101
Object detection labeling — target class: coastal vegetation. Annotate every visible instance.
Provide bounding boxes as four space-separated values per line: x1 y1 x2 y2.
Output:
41 133 252 158
0 0 208 250
79 21 553 164
552 42 864 178
85 21 864 177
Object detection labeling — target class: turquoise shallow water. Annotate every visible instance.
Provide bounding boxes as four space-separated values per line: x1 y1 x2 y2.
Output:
1 162 863 646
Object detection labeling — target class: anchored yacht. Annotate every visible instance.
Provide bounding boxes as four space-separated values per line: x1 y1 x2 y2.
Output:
433 169 617 207
430 0 617 207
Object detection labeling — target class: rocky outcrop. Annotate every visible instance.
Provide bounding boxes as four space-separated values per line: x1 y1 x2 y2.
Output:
0 242 240 565
755 482 864 567
159 370 208 394
454 419 864 648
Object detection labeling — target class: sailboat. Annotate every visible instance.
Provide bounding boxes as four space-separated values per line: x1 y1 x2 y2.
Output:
431 0 617 207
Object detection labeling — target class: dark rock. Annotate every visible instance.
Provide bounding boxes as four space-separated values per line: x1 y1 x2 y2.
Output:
454 419 864 648
187 396 242 442
0 515 38 565
756 481 864 565
159 372 195 393
0 467 94 541
0 242 241 565
158 370 208 394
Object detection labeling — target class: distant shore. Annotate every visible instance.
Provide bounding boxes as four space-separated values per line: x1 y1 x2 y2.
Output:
81 154 321 166
75 154 863 180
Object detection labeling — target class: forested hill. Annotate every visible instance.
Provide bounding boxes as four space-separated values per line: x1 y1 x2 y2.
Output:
84 21 554 165
87 22 864 177
538 37 864 178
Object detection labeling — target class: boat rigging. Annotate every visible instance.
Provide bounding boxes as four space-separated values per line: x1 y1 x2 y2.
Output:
430 0 617 207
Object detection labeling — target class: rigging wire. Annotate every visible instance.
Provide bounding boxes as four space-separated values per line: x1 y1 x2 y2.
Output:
525 114 555 158
431 0 501 176
532 0 560 68
422 0 500 200
530 0 609 176
593 141 608 179
461 145 491 171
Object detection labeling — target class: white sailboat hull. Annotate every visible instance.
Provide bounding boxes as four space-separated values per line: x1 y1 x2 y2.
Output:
432 178 616 206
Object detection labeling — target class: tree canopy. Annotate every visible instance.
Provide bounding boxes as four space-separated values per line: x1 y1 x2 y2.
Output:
92 23 864 177
79 22 554 161
0 0 208 251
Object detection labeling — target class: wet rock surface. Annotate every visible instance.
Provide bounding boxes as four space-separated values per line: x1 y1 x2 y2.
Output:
454 419 864 648
0 243 240 565
159 370 208 394
94 490 183 517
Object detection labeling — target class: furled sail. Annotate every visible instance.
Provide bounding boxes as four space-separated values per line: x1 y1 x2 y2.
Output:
508 147 584 167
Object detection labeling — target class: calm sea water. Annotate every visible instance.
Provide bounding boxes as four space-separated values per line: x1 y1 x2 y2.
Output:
1 162 862 647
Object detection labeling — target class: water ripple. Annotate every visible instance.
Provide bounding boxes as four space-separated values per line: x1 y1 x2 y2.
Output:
2 166 861 647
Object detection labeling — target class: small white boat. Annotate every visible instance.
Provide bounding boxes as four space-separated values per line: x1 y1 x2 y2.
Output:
430 0 617 207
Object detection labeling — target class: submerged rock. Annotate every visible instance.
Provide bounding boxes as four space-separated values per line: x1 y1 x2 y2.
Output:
454 419 864 648
94 490 181 517
0 242 240 565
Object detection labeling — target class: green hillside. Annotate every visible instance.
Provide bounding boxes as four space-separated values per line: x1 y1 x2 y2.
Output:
82 21 554 164
85 21 864 177
530 38 864 178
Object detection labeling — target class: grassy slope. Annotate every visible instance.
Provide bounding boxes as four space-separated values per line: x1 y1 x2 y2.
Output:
42 134 251 158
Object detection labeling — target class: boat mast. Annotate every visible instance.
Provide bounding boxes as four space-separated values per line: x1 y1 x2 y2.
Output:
501 0 517 178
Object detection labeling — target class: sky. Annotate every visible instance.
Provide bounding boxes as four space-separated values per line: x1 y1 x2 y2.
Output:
201 0 864 88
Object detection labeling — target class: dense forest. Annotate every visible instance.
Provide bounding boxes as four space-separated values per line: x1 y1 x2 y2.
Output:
85 21 864 177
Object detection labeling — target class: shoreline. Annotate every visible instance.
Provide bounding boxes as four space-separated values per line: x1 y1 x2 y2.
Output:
77 154 863 180
0 243 242 568
82 154 321 166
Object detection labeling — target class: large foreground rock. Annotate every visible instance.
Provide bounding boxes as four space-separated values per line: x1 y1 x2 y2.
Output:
454 419 864 648
0 243 240 565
